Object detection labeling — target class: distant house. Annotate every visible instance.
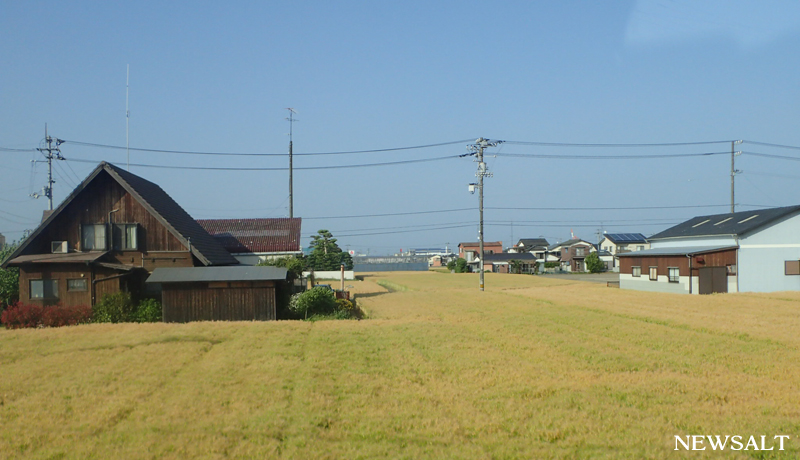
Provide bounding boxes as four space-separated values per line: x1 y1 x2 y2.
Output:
598 233 649 271
512 238 550 258
197 218 302 265
550 238 595 272
619 205 800 294
1 162 287 321
481 252 538 274
458 241 502 263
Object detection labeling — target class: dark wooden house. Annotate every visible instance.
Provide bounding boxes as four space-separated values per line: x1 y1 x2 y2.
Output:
2 162 239 308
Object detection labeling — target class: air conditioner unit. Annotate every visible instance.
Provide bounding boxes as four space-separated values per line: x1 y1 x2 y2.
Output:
51 241 68 254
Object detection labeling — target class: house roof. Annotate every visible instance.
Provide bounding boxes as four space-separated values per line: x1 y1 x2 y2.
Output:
649 205 800 240
2 162 238 268
7 251 107 266
517 238 549 248
146 266 287 283
459 241 502 248
197 218 301 254
548 238 592 250
602 233 648 244
617 245 738 257
481 253 537 262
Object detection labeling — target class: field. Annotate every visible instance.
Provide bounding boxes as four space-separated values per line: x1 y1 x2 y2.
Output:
3 271 800 459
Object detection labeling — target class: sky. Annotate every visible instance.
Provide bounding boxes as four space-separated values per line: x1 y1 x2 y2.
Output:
2 0 800 255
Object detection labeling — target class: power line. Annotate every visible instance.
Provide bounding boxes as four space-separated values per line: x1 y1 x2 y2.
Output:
504 139 733 147
495 151 730 160
744 140 800 151
743 151 800 162
58 138 473 157
64 156 461 171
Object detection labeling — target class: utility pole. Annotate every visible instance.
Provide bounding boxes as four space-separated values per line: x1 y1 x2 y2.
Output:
33 124 65 210
731 140 742 213
286 108 297 218
464 137 503 291
126 64 130 171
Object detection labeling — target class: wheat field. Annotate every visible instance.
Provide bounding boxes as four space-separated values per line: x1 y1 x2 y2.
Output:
2 271 800 459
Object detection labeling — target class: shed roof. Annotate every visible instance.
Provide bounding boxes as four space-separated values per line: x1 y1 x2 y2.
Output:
649 205 800 240
146 266 288 283
197 218 301 254
617 245 738 257
481 253 537 262
7 251 107 265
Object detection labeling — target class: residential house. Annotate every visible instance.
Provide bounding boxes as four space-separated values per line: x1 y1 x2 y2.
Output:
1 162 287 321
197 218 302 265
618 205 800 294
551 238 595 272
458 241 502 263
598 233 649 272
481 252 538 274
513 238 550 258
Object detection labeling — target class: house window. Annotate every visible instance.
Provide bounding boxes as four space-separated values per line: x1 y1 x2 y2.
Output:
81 224 107 250
575 248 585 257
668 267 679 283
727 264 737 275
113 224 138 250
649 267 658 281
637 245 645 251
785 261 800 276
67 279 88 292
632 266 641 277
31 279 58 299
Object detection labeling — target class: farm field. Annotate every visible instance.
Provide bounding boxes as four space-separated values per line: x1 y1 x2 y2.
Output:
3 271 800 459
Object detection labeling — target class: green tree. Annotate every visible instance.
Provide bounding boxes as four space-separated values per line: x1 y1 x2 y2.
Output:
307 230 353 271
585 252 604 273
258 255 306 282
0 241 20 309
509 259 522 274
455 258 468 273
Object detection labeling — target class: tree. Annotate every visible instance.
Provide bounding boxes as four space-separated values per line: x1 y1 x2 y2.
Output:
0 241 20 309
258 255 306 282
307 230 353 271
585 252 604 273
509 259 522 274
455 258 468 273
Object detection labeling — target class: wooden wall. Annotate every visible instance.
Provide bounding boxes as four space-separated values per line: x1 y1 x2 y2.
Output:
19 264 125 307
619 249 737 277
162 281 277 323
27 172 187 255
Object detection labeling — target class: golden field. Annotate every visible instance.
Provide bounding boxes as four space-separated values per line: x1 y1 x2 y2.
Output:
2 271 800 459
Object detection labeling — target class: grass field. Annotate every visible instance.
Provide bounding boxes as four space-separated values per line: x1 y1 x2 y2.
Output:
3 271 800 459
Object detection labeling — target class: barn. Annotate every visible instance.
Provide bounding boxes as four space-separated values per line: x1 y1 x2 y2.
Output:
619 205 800 294
146 266 287 322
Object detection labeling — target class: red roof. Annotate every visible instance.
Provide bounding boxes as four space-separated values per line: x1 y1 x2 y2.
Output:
196 218 301 254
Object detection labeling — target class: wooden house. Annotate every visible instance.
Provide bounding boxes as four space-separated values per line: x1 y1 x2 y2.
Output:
1 162 241 309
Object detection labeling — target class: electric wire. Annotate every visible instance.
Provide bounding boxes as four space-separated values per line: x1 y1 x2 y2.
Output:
744 140 800 151
64 156 460 170
495 151 730 160
503 139 733 147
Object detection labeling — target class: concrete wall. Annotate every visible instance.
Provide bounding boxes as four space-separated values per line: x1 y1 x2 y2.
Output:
650 237 737 249
620 273 691 294
353 263 428 272
303 270 356 281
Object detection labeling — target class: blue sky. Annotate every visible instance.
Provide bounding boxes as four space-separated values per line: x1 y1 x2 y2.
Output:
2 1 799 254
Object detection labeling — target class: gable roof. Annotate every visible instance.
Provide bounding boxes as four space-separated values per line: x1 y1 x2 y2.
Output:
2 162 238 268
649 205 800 240
548 238 592 250
602 233 648 244
517 238 549 248
197 218 302 254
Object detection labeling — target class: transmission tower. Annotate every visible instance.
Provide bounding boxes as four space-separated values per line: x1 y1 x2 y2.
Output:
32 125 65 210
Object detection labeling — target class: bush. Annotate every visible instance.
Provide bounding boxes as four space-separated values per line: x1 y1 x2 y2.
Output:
1 303 91 329
446 260 456 271
288 286 338 318
336 298 354 313
135 298 162 323
41 305 92 327
585 252 604 273
455 258 468 273
93 292 136 323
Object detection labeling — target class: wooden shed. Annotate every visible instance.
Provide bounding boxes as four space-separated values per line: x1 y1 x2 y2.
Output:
147 266 287 322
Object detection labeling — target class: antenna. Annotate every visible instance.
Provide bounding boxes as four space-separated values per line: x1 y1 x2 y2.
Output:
286 108 298 218
126 64 130 171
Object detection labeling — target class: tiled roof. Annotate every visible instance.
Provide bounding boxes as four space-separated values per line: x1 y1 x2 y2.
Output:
197 218 302 254
517 238 549 248
649 205 800 240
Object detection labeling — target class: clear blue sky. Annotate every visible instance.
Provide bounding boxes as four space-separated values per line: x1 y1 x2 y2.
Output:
2 1 799 254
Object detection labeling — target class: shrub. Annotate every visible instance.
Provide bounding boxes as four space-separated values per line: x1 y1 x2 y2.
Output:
289 286 338 318
585 252 604 273
1 303 91 329
455 258 468 273
93 292 136 323
336 298 354 313
41 304 92 327
1 303 44 329
135 298 162 323
446 260 456 271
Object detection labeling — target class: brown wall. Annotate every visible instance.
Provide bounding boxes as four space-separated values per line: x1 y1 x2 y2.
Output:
162 281 277 322
619 249 737 277
19 263 125 306
26 172 187 256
